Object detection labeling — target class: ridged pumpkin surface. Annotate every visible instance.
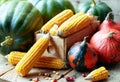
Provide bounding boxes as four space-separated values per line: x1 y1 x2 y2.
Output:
76 0 112 23
0 1 43 55
28 0 75 23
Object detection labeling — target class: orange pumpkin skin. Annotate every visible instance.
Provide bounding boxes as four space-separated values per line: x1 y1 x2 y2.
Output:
90 29 120 64
68 38 98 71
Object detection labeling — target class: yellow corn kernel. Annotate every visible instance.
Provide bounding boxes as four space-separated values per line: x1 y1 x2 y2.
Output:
8 51 67 69
85 66 109 81
15 33 50 76
35 56 66 69
40 9 74 33
57 13 91 37
61 12 85 23
8 51 25 65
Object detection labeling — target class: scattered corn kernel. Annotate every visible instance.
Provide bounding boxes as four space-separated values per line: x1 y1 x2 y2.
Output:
48 77 53 80
51 79 57 82
45 73 48 76
53 71 56 74
32 77 39 82
55 72 60 75
45 77 49 80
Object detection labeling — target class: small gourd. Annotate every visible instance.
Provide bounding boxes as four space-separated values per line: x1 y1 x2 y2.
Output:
67 37 98 71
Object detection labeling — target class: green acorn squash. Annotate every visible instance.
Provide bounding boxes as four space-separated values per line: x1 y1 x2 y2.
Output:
76 0 112 23
0 1 43 55
28 0 75 23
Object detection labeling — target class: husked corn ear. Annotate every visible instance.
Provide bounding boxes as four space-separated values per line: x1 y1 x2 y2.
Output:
57 13 91 37
62 12 85 22
49 24 59 36
35 57 66 69
15 33 50 76
8 51 25 65
8 51 67 69
85 66 109 81
41 9 74 33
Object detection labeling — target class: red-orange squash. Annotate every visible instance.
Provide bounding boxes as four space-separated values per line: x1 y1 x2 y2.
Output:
90 29 120 64
98 12 120 31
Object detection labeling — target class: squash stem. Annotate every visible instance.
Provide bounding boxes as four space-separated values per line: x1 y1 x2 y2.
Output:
105 12 114 21
91 0 96 6
1 36 13 46
81 37 87 45
108 32 115 38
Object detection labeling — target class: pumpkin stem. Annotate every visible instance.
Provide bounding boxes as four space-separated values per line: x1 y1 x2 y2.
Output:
105 12 114 21
108 32 116 38
1 36 13 46
81 37 87 45
91 0 96 6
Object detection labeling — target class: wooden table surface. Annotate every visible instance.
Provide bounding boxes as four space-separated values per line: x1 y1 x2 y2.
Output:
1 54 120 82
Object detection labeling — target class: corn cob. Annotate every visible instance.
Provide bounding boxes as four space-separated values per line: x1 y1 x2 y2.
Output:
57 13 91 37
62 12 85 22
15 33 50 76
40 9 74 33
49 12 85 36
8 51 25 65
8 51 66 69
85 66 109 81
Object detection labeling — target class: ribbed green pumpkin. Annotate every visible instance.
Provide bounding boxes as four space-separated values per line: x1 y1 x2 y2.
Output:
0 1 43 55
28 0 75 23
76 0 112 23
